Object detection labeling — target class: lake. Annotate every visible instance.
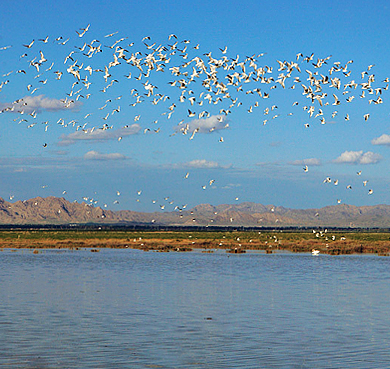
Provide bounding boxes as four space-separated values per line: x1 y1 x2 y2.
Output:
1 248 389 368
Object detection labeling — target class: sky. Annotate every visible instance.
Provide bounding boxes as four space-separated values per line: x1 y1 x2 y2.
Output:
1 0 390 213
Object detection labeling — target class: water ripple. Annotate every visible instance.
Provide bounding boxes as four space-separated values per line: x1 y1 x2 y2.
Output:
1 249 389 368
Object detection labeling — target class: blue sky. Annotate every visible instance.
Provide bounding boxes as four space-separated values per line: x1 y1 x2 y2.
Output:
1 0 390 212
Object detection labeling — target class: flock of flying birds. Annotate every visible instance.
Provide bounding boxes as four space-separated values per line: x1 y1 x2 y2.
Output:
0 24 388 217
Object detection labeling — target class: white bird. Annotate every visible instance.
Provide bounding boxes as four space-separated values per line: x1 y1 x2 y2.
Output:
105 31 118 38
189 128 199 140
219 46 227 54
23 39 34 48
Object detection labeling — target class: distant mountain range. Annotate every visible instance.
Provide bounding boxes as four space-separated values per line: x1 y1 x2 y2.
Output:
1 196 390 228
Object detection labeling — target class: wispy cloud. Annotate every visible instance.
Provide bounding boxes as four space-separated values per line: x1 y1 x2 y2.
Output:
84 151 127 161
53 150 69 156
176 115 229 134
289 158 322 166
222 183 242 189
58 124 141 146
0 95 80 113
255 161 282 167
184 159 231 169
269 141 282 147
371 134 390 146
333 150 382 165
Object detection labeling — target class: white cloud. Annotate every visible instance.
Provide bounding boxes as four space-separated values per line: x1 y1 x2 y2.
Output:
1 95 80 113
58 124 141 146
371 134 390 146
359 151 382 164
185 159 229 169
84 151 127 161
333 150 382 165
334 150 363 163
289 158 321 166
176 115 229 134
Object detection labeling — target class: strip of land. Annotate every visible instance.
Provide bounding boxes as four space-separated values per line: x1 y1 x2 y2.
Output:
1 230 390 255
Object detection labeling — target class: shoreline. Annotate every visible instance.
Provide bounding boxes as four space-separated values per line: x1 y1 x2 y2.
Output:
1 230 390 255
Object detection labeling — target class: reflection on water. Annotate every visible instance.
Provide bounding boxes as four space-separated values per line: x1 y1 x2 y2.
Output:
1 249 389 368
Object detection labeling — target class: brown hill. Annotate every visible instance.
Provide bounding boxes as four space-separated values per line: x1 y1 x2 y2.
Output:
1 197 390 227
0 197 113 224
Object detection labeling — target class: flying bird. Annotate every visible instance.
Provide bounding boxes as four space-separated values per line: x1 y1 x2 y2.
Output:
23 40 35 48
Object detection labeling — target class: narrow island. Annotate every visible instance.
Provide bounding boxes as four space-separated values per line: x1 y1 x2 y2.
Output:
1 228 390 256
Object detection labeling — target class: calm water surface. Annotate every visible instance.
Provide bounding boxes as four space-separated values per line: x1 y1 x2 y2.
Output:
0 248 389 368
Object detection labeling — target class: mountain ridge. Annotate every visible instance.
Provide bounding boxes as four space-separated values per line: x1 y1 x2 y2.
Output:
1 196 390 227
